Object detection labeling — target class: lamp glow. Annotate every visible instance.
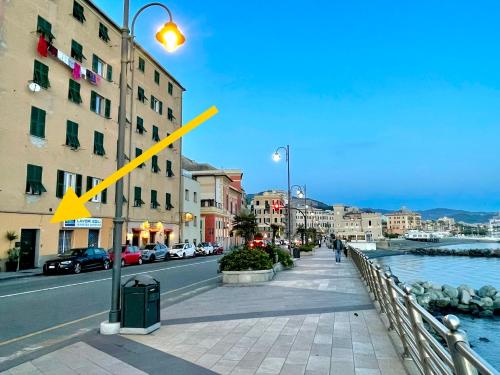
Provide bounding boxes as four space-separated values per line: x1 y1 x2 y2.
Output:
156 21 185 52
297 190 304 198
272 152 281 162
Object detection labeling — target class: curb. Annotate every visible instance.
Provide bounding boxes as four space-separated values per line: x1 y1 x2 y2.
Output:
0 271 43 282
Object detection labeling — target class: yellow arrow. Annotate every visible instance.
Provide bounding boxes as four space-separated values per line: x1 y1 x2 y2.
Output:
50 106 219 223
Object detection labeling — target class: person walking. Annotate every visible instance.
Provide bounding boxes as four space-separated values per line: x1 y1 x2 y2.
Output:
333 237 343 263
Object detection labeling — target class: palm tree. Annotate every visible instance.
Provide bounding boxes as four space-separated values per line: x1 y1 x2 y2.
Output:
296 225 306 245
270 224 281 243
232 210 258 243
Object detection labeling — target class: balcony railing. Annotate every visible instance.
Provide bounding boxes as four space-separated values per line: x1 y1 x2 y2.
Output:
349 246 499 375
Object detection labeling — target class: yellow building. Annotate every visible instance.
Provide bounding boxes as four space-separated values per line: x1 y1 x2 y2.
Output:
386 207 422 235
250 191 287 241
0 0 183 270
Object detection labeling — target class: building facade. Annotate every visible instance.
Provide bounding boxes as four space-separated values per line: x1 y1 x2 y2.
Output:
0 0 183 270
386 207 422 235
489 214 500 238
180 170 201 245
250 191 287 241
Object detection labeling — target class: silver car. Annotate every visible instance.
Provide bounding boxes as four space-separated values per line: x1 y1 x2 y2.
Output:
141 243 169 262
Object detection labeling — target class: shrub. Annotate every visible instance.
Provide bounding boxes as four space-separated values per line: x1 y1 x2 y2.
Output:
277 249 293 268
299 244 314 252
219 248 273 271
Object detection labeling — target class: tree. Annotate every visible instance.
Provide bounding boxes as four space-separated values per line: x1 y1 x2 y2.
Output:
270 224 282 242
296 225 306 244
232 210 258 243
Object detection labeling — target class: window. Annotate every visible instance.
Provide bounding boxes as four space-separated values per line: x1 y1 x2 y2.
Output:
136 116 146 134
33 60 49 89
71 40 85 62
86 176 106 203
151 155 160 173
167 108 175 121
98 23 110 42
165 192 174 210
152 125 160 142
66 120 80 149
93 131 105 156
151 190 160 209
30 106 46 138
26 164 46 195
154 70 160 84
150 96 162 114
134 187 144 207
135 148 145 168
185 189 189 201
137 86 146 103
92 54 110 79
166 160 174 177
194 216 197 227
56 170 82 197
193 192 197 203
90 91 111 118
68 79 82 104
36 15 54 41
72 1 86 22
138 57 145 72
168 82 173 95
167 133 173 148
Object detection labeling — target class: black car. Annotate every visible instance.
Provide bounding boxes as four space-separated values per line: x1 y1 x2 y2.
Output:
43 247 110 274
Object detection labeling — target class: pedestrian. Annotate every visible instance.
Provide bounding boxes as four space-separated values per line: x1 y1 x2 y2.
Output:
333 237 343 263
343 239 348 257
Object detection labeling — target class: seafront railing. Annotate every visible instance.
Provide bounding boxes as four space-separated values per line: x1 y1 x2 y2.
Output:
349 246 499 375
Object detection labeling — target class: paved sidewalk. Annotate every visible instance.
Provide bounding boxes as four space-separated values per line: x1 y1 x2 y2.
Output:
1 247 406 375
0 269 42 282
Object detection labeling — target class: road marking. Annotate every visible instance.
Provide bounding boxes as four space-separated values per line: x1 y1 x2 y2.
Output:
0 259 218 299
0 275 221 347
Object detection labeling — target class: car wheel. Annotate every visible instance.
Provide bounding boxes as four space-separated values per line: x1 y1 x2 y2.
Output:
121 259 126 267
138 258 143 265
73 262 82 274
150 255 156 263
103 260 110 270
182 252 186 259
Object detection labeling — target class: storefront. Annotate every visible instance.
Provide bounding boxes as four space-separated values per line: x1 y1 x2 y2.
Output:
127 221 177 248
60 218 113 253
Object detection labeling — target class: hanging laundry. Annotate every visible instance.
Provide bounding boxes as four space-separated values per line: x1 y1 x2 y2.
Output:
48 45 58 57
37 35 48 57
80 66 87 79
57 50 71 66
86 70 97 85
72 63 81 80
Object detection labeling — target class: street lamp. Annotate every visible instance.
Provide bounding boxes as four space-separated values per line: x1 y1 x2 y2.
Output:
102 0 185 335
272 145 291 250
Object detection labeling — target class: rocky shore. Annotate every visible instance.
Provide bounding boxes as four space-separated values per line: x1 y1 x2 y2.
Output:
410 248 500 257
403 281 500 317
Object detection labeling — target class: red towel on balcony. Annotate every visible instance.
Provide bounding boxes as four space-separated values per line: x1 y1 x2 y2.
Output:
37 35 48 57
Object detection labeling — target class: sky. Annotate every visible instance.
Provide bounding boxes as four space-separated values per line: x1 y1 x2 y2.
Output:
94 0 500 212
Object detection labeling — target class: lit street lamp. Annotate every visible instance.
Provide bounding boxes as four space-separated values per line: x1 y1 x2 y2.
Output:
291 184 308 243
102 0 185 335
272 145 291 250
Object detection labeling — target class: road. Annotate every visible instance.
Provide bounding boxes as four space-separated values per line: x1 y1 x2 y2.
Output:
0 255 221 363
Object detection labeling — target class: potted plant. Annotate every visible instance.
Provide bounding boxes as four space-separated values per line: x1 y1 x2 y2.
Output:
5 231 20 272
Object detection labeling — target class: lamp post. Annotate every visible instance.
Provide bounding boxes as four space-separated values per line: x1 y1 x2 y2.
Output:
103 0 185 334
272 145 291 251
291 184 307 243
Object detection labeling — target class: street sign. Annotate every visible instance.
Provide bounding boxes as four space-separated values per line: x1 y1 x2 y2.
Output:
63 218 102 228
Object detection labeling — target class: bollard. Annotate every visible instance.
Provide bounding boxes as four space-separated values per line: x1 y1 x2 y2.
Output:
442 315 478 375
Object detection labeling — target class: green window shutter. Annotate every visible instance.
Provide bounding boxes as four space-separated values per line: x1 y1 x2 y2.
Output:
56 170 65 198
136 148 145 168
106 65 112 81
90 91 97 112
71 40 85 62
75 174 82 196
159 101 163 115
168 82 173 95
154 70 160 84
138 57 145 72
68 79 82 104
165 193 173 210
73 1 86 22
36 15 54 41
150 95 155 110
99 23 110 42
26 164 46 195
136 116 146 134
105 99 111 118
152 125 160 142
151 190 158 208
92 54 98 72
166 160 174 177
167 133 173 148
30 106 46 138
168 108 174 121
93 131 105 155
137 86 145 102
152 155 160 173
134 187 144 207
66 120 80 149
33 60 50 89
86 176 93 192
101 188 107 204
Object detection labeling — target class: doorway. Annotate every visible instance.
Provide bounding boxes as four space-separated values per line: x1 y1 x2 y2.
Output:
19 229 38 270
88 229 100 247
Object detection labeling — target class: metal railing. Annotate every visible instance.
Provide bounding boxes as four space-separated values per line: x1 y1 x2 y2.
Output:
349 246 499 375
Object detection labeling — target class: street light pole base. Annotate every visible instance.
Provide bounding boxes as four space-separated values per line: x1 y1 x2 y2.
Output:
100 321 121 335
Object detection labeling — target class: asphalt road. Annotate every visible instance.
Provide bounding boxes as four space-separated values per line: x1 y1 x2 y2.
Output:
0 255 222 363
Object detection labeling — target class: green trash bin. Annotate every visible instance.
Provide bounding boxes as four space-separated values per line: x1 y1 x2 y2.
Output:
293 247 300 259
121 275 160 334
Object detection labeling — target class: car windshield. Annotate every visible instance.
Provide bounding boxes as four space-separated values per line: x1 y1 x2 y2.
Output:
61 248 86 256
172 244 184 249
144 245 156 250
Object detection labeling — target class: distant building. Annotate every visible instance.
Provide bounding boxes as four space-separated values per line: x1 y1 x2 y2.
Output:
386 207 422 235
489 214 500 238
250 191 287 240
181 170 201 246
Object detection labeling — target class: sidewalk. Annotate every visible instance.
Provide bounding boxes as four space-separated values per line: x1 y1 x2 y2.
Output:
1 247 407 375
0 269 42 282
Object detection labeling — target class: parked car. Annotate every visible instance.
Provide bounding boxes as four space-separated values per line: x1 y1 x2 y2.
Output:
169 243 196 258
108 245 142 266
43 247 110 274
141 243 170 262
196 242 214 256
211 242 224 255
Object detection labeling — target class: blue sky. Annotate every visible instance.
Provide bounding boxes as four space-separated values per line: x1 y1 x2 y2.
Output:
94 0 500 211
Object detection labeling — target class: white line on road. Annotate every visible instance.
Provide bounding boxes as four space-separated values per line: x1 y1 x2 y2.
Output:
0 275 221 347
0 259 218 299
